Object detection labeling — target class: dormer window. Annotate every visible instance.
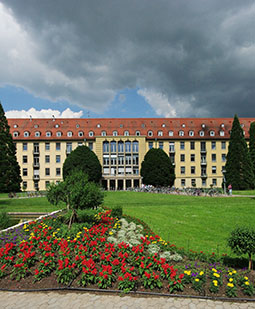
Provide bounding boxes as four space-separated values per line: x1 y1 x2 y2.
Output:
179 130 184 136
158 130 163 136
67 131 73 137
189 130 194 136
55 124 59 128
113 131 118 136
46 131 52 137
76 124 80 128
89 131 94 137
56 131 62 137
168 131 173 136
13 131 19 137
220 131 225 136
201 123 206 128
135 130 140 136
24 131 30 137
35 131 41 137
210 130 215 136
221 123 225 128
124 131 129 136
101 131 106 136
78 131 84 137
199 131 204 137
34 124 39 128
97 124 101 128
182 124 185 128
14 124 18 128
162 123 166 127
148 130 153 137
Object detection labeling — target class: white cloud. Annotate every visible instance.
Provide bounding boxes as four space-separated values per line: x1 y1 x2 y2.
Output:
6 107 83 118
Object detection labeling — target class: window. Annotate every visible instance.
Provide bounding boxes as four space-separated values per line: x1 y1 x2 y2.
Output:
113 131 118 136
210 131 215 136
149 142 153 149
169 142 175 152
212 179 217 186
45 143 50 151
191 166 196 174
78 131 84 137
101 131 106 136
55 124 59 128
23 181 27 189
189 131 194 137
22 155 28 164
56 142 61 151
89 142 93 150
124 131 129 136
78 142 83 147
179 130 184 136
133 154 139 165
45 181 50 188
199 131 204 137
103 141 109 153
222 154 226 162
191 179 196 187
56 131 62 137
220 131 225 136
23 168 28 176
35 131 40 137
212 154 216 162
97 124 101 128
23 143 27 151
170 153 175 164
135 131 140 136
125 141 131 153
118 141 124 153
180 141 185 150
211 141 216 150
103 156 109 165
202 179 206 186
56 168 61 176
181 179 186 186
148 130 153 137
159 141 163 149
45 168 50 176
118 155 124 165
24 131 30 137
125 155 132 165
162 123 166 127
158 131 163 136
190 154 195 162
212 166 217 174
168 131 173 136
14 124 18 128
180 154 185 162
180 166 185 174
45 155 50 163
67 131 73 137
201 141 206 152
110 141 117 153
221 141 226 150
66 142 72 153
89 131 94 137
13 132 19 137
182 123 186 128
56 155 61 163
76 124 80 128
33 143 39 153
190 141 195 150
133 141 139 152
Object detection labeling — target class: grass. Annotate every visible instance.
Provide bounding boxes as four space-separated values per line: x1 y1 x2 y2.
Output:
104 191 255 255
233 190 255 195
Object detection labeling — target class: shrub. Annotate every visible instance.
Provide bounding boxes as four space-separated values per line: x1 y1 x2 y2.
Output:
0 211 11 230
76 209 98 223
111 205 123 219
227 226 255 270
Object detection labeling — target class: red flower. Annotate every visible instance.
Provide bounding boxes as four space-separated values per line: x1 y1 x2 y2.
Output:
35 269 39 275
118 276 124 281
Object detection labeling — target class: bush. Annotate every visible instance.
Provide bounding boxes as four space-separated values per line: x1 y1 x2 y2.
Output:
227 226 255 270
111 205 123 219
76 209 98 223
0 212 11 230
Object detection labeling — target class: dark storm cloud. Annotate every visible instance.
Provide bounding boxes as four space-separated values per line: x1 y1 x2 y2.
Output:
1 0 255 116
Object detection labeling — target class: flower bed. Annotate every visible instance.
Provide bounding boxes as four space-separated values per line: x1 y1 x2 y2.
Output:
0 209 254 299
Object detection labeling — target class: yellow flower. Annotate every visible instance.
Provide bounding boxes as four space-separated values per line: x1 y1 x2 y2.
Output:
229 272 233 276
245 281 249 286
244 276 248 280
212 268 217 272
199 271 204 276
229 278 233 282
195 278 199 282
213 273 220 278
232 270 236 274
184 270 191 276
227 283 234 288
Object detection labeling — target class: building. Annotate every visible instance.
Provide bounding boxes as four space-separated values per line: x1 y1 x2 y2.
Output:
7 117 255 191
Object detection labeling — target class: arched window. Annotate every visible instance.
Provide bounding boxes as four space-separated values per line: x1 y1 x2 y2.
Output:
125 141 131 153
35 131 41 137
46 131 52 137
158 130 163 136
124 130 129 136
101 131 106 136
199 131 204 137
13 131 19 137
135 130 140 136
168 131 173 136
189 131 194 136
118 141 124 153
210 130 215 136
24 131 30 137
110 141 116 153
56 131 62 137
132 141 139 153
78 131 84 137
179 130 184 136
103 141 109 153
89 131 94 137
113 130 118 136
148 130 153 137
67 131 73 137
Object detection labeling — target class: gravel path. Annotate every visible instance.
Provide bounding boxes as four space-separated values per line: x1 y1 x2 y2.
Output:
0 291 254 309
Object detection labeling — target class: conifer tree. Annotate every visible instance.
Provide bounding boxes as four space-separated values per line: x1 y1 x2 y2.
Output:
0 102 22 193
249 122 255 183
225 115 254 190
141 148 175 187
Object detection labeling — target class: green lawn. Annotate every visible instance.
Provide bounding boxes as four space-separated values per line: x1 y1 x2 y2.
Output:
104 191 255 255
0 197 63 213
233 190 255 195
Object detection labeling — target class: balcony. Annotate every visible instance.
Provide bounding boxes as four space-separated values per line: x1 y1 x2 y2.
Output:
200 159 207 165
169 148 175 153
33 162 40 168
201 173 207 178
33 175 40 180
200 148 207 153
33 149 40 154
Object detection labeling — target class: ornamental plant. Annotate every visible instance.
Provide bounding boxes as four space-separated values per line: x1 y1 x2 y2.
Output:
238 276 254 296
191 271 206 294
142 270 162 290
118 272 138 293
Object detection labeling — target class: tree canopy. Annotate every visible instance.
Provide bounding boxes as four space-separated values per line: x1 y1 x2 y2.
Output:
140 148 175 187
225 115 254 190
249 122 255 181
63 145 102 183
0 102 22 193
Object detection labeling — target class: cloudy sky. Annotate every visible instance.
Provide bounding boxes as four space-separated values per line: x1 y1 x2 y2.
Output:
0 0 255 119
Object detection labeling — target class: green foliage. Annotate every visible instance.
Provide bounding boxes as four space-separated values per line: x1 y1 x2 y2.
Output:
63 145 102 183
0 211 11 230
141 148 175 187
225 115 254 189
0 102 22 193
227 226 255 269
111 205 123 218
249 122 255 182
76 208 99 223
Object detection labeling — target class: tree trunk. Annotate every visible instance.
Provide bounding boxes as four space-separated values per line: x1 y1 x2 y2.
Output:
248 254 252 270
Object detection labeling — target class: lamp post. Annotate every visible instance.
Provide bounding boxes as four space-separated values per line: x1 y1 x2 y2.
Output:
222 168 226 195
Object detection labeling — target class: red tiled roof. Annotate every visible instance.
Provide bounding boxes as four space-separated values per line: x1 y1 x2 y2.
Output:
7 117 255 140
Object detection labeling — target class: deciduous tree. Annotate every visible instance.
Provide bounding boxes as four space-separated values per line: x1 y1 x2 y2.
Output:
249 122 255 183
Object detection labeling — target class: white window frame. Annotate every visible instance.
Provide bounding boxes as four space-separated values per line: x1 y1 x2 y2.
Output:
35 131 40 137
220 131 225 136
101 131 106 136
210 130 215 136
179 130 184 136
168 131 173 136
124 130 129 136
89 131 94 137
135 131 140 136
113 131 118 136
13 132 19 137
46 131 51 137
199 131 204 137
67 131 73 137
158 130 163 137
56 131 62 137
189 130 194 136
78 131 84 137
24 131 30 137
148 130 153 137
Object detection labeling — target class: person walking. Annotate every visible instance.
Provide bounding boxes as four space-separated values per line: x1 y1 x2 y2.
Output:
228 184 232 196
